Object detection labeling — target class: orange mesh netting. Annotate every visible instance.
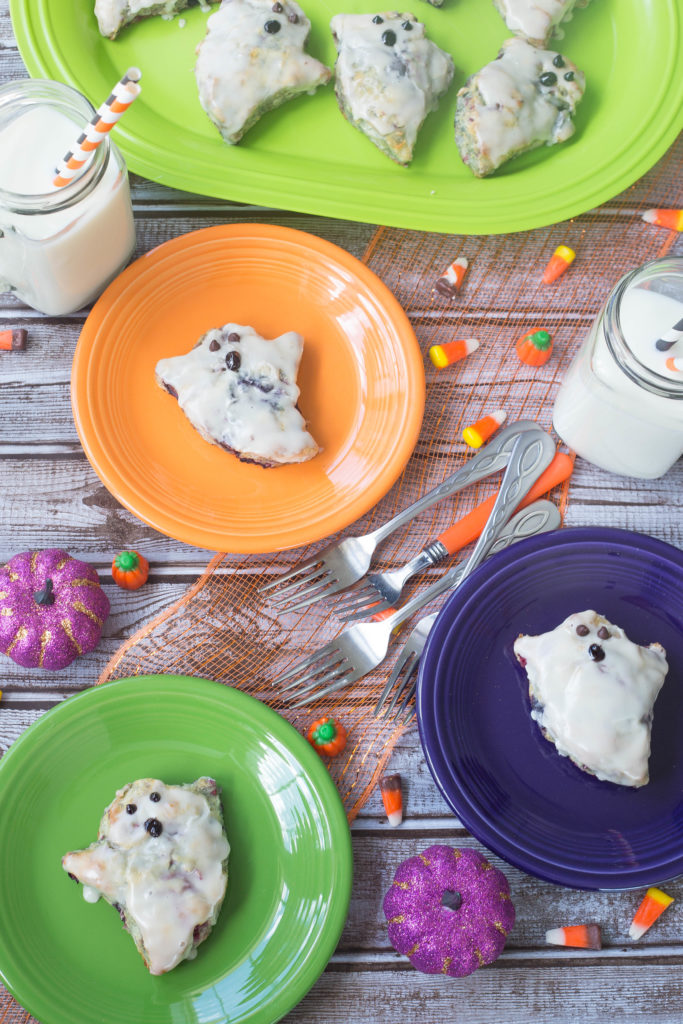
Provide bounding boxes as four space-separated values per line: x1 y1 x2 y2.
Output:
96 135 683 827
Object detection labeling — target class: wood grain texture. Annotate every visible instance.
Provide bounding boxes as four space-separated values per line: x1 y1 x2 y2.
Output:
1 8 683 1022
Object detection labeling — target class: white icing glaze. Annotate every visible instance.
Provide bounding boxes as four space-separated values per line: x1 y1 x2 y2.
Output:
496 0 582 45
155 323 320 465
62 778 229 975
330 11 454 164
195 0 330 144
95 0 191 36
514 611 668 787
461 37 585 173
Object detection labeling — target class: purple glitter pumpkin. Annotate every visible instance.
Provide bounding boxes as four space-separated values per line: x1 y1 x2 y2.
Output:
383 845 515 978
0 550 110 670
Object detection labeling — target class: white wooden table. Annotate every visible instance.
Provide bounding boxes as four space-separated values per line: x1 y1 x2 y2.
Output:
1 7 683 1020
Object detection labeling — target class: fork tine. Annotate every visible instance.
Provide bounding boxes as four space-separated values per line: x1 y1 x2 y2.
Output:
289 670 359 708
394 679 418 723
285 661 353 703
382 653 418 719
341 599 390 623
373 648 414 716
258 557 323 593
278 643 342 683
265 567 330 605
336 588 385 617
335 583 376 610
279 653 345 692
284 578 358 613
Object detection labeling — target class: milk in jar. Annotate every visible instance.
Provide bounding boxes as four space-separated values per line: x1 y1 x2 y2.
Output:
0 80 135 315
552 258 683 478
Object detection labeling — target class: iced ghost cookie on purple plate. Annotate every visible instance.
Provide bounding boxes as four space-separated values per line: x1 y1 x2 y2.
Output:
514 610 668 787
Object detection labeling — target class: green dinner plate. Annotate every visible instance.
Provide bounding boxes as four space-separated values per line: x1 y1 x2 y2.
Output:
10 0 683 233
0 676 352 1024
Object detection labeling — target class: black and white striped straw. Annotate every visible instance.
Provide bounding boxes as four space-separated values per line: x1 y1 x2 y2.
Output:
655 317 683 351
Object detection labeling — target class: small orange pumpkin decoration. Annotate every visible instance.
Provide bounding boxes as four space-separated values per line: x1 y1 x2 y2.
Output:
307 716 347 757
111 550 149 590
515 328 553 366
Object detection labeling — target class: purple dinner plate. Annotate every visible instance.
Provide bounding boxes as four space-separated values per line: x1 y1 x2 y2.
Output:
416 527 683 891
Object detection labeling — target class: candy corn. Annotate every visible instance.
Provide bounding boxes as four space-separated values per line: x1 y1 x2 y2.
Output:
429 338 480 368
545 924 602 950
462 410 507 449
434 257 468 298
379 773 403 826
0 328 27 351
542 245 575 284
629 887 674 940
642 208 683 232
666 356 683 372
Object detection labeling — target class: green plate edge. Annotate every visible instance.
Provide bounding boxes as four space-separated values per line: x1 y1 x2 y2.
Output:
0 675 353 1024
8 0 683 234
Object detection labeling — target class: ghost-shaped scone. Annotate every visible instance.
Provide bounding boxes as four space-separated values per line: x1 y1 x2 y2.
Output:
195 0 331 145
454 37 585 178
330 12 454 166
94 0 218 39
514 611 668 788
492 0 591 49
155 323 320 467
62 778 230 975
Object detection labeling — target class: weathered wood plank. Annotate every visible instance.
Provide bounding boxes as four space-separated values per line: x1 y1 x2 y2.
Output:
283 964 683 1024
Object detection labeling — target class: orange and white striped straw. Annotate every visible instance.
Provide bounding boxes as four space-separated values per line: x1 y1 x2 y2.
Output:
52 68 142 188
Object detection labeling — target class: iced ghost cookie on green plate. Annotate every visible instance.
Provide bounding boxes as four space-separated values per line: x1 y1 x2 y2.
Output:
330 12 454 166
454 37 585 178
94 0 217 40
195 0 331 145
492 0 591 48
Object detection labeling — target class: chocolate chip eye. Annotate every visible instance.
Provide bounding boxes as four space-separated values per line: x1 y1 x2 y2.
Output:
552 54 565 68
126 804 137 814
209 339 220 351
144 818 163 837
589 644 605 662
264 19 281 32
150 791 161 803
372 14 384 22
597 626 610 640
225 351 241 371
382 29 397 45
575 624 589 637
272 1 283 9
402 20 412 29
564 71 575 81
227 331 241 342
539 72 557 87
287 11 298 21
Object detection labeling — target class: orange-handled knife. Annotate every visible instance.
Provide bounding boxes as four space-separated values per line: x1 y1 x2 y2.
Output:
436 451 573 554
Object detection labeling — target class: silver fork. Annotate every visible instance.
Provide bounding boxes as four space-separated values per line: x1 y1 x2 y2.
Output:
275 429 555 707
259 419 542 613
374 499 562 724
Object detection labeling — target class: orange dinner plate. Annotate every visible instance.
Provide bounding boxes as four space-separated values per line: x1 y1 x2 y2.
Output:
71 225 425 553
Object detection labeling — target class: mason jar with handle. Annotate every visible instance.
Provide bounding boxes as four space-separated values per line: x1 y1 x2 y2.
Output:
552 257 683 479
0 79 136 316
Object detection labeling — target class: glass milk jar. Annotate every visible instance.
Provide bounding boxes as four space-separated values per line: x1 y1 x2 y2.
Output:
553 258 683 479
0 79 136 315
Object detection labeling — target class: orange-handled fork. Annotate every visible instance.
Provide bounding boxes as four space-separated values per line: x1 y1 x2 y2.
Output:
336 452 573 622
